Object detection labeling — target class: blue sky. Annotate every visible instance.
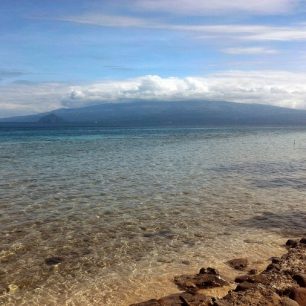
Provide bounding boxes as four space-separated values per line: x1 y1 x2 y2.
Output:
2 0 306 117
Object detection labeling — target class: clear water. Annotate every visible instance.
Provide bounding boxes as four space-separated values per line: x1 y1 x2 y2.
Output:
0 127 306 305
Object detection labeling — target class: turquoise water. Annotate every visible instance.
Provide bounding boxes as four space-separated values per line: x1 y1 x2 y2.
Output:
0 127 306 305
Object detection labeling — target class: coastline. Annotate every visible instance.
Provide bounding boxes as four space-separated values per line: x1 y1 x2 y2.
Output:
131 238 306 306
0 235 298 305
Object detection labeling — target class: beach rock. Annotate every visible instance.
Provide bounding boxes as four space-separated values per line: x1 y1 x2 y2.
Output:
174 269 228 292
235 275 254 283
248 269 258 275
252 274 270 286
300 238 306 245
286 240 298 248
235 281 258 292
182 260 191 265
220 287 281 305
281 297 299 306
159 292 211 306
226 258 248 271
289 287 306 306
271 257 282 264
45 256 64 266
130 299 160 306
266 263 281 272
199 267 219 275
293 273 306 287
212 300 231 306
131 236 306 306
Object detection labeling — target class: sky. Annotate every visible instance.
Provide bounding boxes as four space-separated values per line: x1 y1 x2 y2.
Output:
2 0 306 117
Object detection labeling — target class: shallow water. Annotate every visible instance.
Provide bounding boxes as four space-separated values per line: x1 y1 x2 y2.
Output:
0 127 306 305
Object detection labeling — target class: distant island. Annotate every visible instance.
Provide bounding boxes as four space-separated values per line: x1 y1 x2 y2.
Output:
1 100 306 127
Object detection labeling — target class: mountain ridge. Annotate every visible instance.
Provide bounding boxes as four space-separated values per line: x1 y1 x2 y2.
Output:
1 100 306 127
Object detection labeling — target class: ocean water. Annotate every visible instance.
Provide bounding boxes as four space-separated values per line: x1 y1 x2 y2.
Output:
0 126 306 305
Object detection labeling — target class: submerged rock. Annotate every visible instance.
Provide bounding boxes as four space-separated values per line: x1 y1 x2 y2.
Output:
131 292 212 306
181 260 191 265
45 256 64 266
130 299 160 306
286 240 298 248
226 258 248 271
159 292 212 306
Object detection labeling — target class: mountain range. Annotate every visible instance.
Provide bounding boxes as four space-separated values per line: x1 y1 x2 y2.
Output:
1 100 306 127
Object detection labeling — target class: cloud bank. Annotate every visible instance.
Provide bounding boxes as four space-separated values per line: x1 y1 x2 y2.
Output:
134 0 298 15
63 72 306 109
2 71 306 117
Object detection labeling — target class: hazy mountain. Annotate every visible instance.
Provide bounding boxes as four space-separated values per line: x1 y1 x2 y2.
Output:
38 113 66 124
1 100 306 127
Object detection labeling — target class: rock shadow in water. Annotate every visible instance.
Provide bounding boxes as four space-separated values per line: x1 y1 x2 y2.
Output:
238 210 306 236
251 177 306 190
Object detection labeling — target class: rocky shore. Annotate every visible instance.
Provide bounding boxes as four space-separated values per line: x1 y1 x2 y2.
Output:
131 238 306 306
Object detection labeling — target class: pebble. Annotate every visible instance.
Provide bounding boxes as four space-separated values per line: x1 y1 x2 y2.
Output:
181 260 190 265
45 256 64 266
8 284 19 294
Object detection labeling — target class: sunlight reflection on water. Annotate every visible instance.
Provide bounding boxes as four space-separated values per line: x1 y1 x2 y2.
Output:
0 127 306 305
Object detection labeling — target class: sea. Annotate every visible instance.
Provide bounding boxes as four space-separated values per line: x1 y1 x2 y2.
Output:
0 126 306 305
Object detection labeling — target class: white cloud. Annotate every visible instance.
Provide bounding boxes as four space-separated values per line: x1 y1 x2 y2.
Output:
63 73 306 110
134 0 298 15
0 82 67 117
245 28 306 41
56 14 306 42
223 47 279 55
63 75 209 107
2 71 306 118
57 14 150 28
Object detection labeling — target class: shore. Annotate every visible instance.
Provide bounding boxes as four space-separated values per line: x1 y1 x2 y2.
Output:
131 238 306 306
